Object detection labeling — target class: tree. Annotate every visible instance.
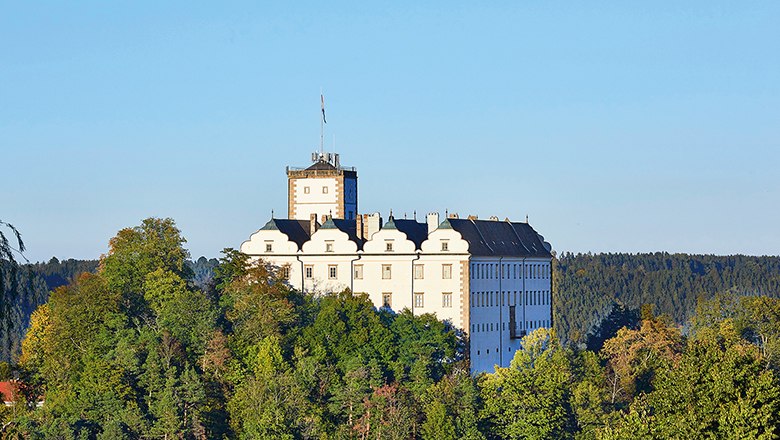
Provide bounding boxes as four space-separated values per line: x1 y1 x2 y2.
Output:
600 312 682 404
100 217 192 317
0 220 25 360
480 328 576 440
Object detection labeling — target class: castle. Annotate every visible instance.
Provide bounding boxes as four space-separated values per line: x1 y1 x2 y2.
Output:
241 152 553 373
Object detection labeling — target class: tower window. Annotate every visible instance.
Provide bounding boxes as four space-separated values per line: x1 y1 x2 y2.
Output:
325 242 334 252
304 186 310 194
441 241 449 251
322 186 328 194
386 241 393 252
265 243 272 252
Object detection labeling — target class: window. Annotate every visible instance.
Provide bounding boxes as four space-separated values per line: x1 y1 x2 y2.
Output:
382 264 392 279
385 241 393 252
441 241 449 251
328 265 337 279
382 292 392 308
442 264 452 279
325 242 334 252
414 264 424 279
305 265 313 279
354 264 363 280
304 186 310 194
414 292 424 308
442 292 452 308
281 266 290 279
322 186 328 194
265 243 272 252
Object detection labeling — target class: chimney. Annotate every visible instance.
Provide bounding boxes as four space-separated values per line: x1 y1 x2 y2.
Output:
448 212 459 219
356 213 364 240
427 212 439 235
310 213 319 236
489 215 499 221
468 214 478 220
366 212 382 240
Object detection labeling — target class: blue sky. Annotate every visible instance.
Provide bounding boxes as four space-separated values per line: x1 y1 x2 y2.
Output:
2 2 779 262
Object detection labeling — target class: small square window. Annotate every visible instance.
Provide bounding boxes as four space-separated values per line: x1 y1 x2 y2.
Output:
414 292 424 308
382 264 392 279
265 243 272 252
414 264 424 279
382 292 392 308
328 265 337 279
325 242 334 252
386 241 393 252
304 186 310 194
441 241 449 251
354 264 363 280
442 292 452 308
305 265 313 279
322 186 328 194
442 264 452 280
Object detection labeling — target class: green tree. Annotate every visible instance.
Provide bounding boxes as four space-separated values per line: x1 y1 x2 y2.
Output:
480 328 576 440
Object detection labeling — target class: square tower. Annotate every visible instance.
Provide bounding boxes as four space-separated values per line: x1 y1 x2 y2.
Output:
287 152 358 220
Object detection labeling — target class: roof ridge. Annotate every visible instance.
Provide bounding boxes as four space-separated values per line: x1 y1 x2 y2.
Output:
506 220 532 255
469 218 494 254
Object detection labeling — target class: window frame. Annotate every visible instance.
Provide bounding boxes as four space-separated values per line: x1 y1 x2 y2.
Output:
442 264 452 280
353 264 363 280
413 264 424 279
382 264 392 279
414 292 424 308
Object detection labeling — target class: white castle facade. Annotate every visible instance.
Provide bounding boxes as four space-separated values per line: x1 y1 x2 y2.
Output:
241 152 553 373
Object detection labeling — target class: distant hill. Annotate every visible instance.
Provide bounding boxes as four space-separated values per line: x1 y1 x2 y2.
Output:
554 252 780 348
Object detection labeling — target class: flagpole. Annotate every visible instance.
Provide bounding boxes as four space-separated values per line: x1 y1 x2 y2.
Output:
320 89 325 158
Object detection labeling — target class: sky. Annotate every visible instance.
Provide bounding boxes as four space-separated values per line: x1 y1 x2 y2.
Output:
2 2 779 262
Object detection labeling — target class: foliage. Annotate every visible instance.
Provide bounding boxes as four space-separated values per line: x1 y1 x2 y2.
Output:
3 223 779 439
555 252 780 346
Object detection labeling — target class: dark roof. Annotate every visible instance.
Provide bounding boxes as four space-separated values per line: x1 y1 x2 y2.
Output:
267 217 364 250
261 219 311 249
306 160 338 171
391 219 428 249
330 218 364 249
443 218 552 258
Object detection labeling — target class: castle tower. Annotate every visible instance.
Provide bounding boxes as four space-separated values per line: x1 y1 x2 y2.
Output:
287 152 358 220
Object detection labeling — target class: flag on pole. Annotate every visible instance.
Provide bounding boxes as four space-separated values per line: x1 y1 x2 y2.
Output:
321 94 327 123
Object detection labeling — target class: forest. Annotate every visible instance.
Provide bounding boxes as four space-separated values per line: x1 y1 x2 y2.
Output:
0 218 778 438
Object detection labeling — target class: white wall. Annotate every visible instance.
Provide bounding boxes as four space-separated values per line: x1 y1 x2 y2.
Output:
292 177 339 220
